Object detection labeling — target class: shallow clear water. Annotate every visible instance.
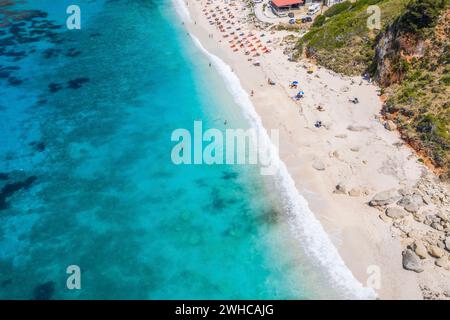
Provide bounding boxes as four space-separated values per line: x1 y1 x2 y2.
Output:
0 0 347 299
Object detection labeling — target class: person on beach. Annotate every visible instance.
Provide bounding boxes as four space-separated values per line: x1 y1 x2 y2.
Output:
251 90 254 97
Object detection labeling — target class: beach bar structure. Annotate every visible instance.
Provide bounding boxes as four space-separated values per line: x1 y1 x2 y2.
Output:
270 0 304 16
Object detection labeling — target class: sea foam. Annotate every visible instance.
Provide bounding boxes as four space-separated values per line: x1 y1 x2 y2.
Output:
172 0 192 23
173 0 376 299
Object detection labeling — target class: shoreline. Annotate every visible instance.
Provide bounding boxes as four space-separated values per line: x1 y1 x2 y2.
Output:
177 0 450 299
188 32 376 299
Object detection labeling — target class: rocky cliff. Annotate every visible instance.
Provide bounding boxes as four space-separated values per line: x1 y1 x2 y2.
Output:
376 2 449 180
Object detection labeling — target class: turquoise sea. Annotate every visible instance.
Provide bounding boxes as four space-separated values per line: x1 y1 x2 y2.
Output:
0 0 372 299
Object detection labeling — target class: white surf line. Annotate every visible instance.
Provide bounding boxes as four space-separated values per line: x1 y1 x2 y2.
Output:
172 0 192 23
172 0 377 299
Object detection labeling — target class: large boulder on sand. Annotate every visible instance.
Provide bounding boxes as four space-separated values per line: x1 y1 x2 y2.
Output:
402 249 423 273
369 189 401 206
413 241 428 259
435 258 450 269
397 194 423 213
428 245 445 258
385 207 407 219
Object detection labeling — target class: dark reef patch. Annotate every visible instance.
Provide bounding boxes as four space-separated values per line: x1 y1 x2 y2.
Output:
48 82 63 93
256 208 281 225
222 171 238 181
194 178 207 187
0 65 19 78
0 6 64 80
66 47 82 58
36 98 47 105
29 141 46 152
208 188 233 212
2 49 27 61
32 281 55 300
67 77 90 89
7 76 22 86
1 279 12 288
42 48 61 59
0 175 38 210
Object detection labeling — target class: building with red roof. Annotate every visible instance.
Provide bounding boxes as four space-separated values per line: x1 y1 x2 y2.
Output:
270 0 304 16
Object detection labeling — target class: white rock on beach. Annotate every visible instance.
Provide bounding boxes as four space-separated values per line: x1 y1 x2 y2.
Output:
369 189 401 206
385 207 407 219
397 194 423 213
404 202 420 213
402 249 424 273
312 160 325 171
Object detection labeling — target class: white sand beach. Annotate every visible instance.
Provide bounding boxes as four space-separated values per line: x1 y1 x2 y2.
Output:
179 0 450 299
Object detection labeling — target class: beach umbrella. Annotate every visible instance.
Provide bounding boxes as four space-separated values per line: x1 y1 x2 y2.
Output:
292 81 299 85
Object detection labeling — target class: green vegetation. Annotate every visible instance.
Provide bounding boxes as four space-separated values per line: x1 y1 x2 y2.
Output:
294 0 409 74
312 14 326 27
383 0 449 178
323 1 353 18
396 0 447 33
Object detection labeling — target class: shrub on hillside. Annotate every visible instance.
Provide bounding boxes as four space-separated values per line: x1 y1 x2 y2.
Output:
312 14 326 27
396 0 448 33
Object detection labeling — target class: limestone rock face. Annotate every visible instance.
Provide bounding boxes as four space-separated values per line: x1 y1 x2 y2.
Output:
402 249 423 273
